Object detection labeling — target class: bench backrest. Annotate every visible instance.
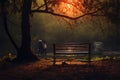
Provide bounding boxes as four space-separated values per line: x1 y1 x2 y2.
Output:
53 43 91 54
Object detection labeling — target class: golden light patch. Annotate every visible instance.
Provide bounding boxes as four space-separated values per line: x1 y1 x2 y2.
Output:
54 0 85 18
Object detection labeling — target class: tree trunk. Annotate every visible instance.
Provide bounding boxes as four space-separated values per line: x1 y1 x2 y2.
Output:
17 0 38 62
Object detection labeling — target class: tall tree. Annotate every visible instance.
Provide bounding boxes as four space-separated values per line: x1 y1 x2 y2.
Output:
17 0 38 62
0 0 38 62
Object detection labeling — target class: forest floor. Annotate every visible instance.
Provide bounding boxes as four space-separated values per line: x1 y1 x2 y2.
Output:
0 58 120 80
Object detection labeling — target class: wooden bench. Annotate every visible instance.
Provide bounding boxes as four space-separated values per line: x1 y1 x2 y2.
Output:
53 43 91 65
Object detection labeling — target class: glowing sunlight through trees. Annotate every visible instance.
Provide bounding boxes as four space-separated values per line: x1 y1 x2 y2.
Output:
53 0 85 18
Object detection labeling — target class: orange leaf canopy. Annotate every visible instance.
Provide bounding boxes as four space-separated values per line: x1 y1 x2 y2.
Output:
52 0 85 18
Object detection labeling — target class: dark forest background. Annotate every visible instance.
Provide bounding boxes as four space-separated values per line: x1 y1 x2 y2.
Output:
0 0 120 57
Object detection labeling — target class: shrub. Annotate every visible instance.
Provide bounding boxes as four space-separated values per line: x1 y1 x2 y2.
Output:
0 53 16 69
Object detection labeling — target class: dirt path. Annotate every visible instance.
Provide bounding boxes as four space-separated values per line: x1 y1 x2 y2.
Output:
0 59 120 80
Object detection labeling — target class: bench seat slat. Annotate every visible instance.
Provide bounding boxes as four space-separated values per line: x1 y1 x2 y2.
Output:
56 50 89 53
56 51 89 53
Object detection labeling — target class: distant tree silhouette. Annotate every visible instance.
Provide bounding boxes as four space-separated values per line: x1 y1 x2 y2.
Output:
0 0 19 54
102 0 120 50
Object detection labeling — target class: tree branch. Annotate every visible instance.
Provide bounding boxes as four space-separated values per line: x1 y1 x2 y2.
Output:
31 7 104 20
44 0 48 11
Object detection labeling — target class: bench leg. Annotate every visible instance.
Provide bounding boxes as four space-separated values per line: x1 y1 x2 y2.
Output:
88 52 91 65
53 56 56 65
53 44 56 65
